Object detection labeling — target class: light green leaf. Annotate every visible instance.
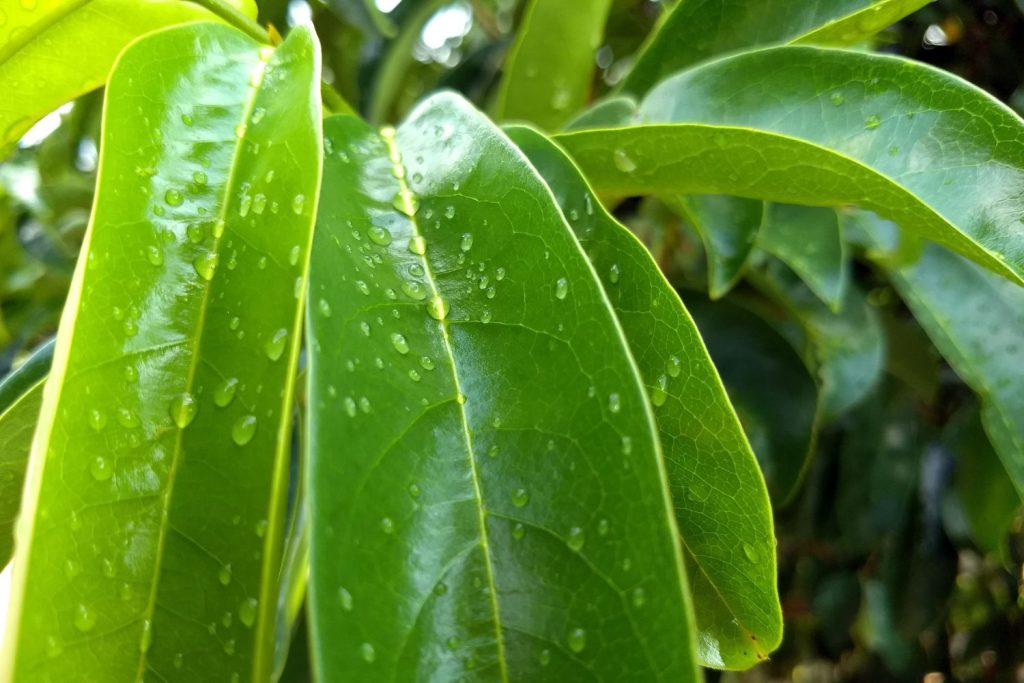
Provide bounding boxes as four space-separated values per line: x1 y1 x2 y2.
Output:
565 95 637 131
508 125 781 669
684 297 818 506
858 214 1024 501
1 22 322 682
307 96 699 681
493 0 614 130
0 0 256 152
754 261 885 420
555 46 1024 286
0 340 53 569
759 204 848 312
620 0 931 97
666 194 763 299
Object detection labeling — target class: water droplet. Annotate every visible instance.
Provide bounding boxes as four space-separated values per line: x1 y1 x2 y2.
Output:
339 587 353 611
444 205 455 219
224 638 236 655
567 627 586 653
318 298 332 318
291 194 305 215
265 328 288 361
192 170 207 186
865 114 881 129
419 356 435 371
597 519 610 536
390 332 410 354
169 393 197 428
164 189 183 206
512 523 525 540
401 281 427 301
393 191 420 216
255 519 268 537
408 369 421 382
356 280 370 295
667 355 681 378
621 436 633 455
368 226 392 246
116 407 138 428
512 488 529 508
139 620 153 653
481 309 492 324
742 542 759 562
361 643 376 663
830 92 844 106
232 415 257 446
380 517 395 534
63 558 81 580
173 653 184 669
343 397 357 417
90 456 113 482
181 113 194 126
554 277 568 300
426 296 448 321
408 235 427 255
74 604 96 633
252 193 267 215
609 264 620 284
215 378 239 407
238 598 258 628
146 245 163 266
539 649 551 666
459 233 474 252
608 392 621 413
650 374 668 407
218 564 232 586
630 586 646 608
193 252 218 281
186 223 204 243
613 149 637 173
567 526 585 552
88 409 107 432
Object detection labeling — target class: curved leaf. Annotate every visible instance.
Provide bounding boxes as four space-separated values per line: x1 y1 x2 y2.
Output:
858 214 1024 501
620 0 930 97
1 22 322 682
555 46 1024 286
684 297 818 506
0 340 54 569
565 95 637 131
307 96 699 681
759 204 848 312
493 0 613 129
508 125 782 668
0 0 256 152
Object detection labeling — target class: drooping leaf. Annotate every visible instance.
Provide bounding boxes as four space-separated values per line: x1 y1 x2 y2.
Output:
754 260 885 420
0 0 256 152
493 0 614 130
508 126 781 668
620 0 931 97
858 214 1024 501
759 204 848 312
1 22 322 682
0 339 53 569
555 46 1024 286
307 97 700 681
666 195 763 299
684 296 818 506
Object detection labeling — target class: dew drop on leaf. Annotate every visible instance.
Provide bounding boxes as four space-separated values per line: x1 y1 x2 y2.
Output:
232 415 257 446
238 598 258 628
426 296 448 321
89 456 112 482
74 604 96 633
264 328 288 361
567 627 587 653
367 226 392 246
511 488 529 508
339 587 353 611
215 378 239 407
390 332 410 354
192 252 218 281
361 643 377 664
554 277 568 300
613 149 637 173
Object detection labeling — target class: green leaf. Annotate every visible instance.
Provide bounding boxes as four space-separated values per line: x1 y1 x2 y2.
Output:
325 0 397 37
0 340 53 568
507 126 781 668
858 214 1024 501
493 0 614 130
684 297 818 506
307 97 699 681
0 0 256 152
555 46 1024 286
758 204 848 312
1 22 322 682
946 405 1019 557
620 0 931 97
666 195 763 299
565 96 637 131
755 261 885 420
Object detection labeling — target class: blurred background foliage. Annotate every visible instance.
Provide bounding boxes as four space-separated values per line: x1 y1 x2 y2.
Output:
3 1 1024 681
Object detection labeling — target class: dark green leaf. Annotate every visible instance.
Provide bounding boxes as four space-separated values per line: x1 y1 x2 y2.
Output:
555 46 1024 286
1 22 322 682
759 204 848 312
307 97 700 681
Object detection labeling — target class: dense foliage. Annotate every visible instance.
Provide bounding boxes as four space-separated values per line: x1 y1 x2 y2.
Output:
1 1 1023 682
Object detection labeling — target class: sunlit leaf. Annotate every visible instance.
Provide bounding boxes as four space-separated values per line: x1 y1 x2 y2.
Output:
0 0 256 152
1 22 322 682
307 96 700 681
555 46 1024 286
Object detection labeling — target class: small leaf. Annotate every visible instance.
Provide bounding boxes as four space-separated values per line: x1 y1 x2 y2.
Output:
493 0 614 129
759 204 848 312
556 46 1024 286
620 0 931 96
1 22 322 682
0 0 256 151
307 96 700 681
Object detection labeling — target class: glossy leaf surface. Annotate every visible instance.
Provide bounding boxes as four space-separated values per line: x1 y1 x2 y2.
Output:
556 46 1024 286
859 216 1024 500
668 195 763 299
2 22 322 683
493 0 613 130
759 204 848 312
685 297 818 506
509 125 781 669
0 0 255 152
0 340 53 568
307 97 698 681
620 0 930 97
